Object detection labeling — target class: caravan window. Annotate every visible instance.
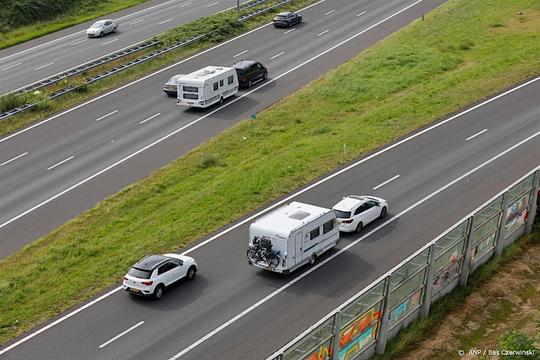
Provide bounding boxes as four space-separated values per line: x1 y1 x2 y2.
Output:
183 86 198 93
220 79 224 87
309 227 320 240
323 219 334 234
183 93 198 100
228 75 234 84
213 82 219 91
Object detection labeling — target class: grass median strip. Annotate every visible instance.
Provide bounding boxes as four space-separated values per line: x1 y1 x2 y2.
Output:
1 0 539 347
0 0 316 137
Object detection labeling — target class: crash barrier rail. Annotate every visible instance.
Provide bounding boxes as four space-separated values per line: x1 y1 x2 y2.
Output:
239 0 295 22
239 0 272 11
0 0 299 122
4 39 160 99
268 165 540 360
0 34 205 121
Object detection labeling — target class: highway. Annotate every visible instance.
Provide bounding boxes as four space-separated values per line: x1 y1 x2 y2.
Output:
1 65 538 360
0 0 446 258
0 0 253 95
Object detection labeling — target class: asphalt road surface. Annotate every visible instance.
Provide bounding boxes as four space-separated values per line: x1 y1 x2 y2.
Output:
0 0 254 95
1 71 538 360
0 0 446 258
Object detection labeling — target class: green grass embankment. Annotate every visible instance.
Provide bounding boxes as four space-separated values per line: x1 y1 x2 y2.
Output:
0 0 539 346
0 0 148 49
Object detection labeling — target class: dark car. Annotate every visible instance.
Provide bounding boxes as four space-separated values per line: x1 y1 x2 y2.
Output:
273 11 302 28
232 60 268 88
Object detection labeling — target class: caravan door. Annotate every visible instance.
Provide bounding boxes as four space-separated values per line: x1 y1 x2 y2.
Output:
295 232 303 265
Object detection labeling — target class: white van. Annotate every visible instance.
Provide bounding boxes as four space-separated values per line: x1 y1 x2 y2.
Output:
247 202 339 274
177 66 239 108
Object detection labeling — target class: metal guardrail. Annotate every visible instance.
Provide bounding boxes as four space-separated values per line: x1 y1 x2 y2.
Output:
239 0 295 22
239 0 272 10
8 39 159 97
0 34 206 121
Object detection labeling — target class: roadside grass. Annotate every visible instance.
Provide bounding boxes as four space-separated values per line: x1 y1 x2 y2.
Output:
0 0 315 138
1 0 540 346
0 0 148 50
373 227 540 360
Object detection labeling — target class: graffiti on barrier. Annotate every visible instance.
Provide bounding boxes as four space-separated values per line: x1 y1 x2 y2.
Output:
505 193 530 234
305 341 332 360
338 308 382 360
433 252 460 291
389 290 421 323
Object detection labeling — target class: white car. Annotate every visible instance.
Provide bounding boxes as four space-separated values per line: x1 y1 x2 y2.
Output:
86 19 118 38
163 74 185 97
332 195 388 233
123 253 197 299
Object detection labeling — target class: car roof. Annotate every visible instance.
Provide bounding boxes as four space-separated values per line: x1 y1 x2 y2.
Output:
333 196 367 211
276 12 293 16
232 60 257 70
133 254 171 271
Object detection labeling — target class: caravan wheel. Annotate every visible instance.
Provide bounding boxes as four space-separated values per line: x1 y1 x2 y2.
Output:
219 96 224 104
309 254 317 266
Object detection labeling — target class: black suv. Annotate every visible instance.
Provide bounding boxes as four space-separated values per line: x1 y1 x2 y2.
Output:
232 60 268 88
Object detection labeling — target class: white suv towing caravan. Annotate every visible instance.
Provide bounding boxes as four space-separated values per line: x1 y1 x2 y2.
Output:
247 202 339 274
177 66 239 108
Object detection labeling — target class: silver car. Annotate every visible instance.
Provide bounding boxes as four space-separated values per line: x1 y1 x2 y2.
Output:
86 19 118 38
163 74 185 97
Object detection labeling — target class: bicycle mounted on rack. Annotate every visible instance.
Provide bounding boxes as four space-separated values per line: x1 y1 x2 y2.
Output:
247 236 281 268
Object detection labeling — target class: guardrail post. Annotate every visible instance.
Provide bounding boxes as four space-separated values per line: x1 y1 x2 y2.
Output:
375 277 391 355
331 311 342 360
421 244 435 317
458 217 474 287
525 170 539 233
495 192 510 256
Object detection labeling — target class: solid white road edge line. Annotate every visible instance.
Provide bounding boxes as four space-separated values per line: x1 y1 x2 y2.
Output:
0 0 181 63
168 129 540 360
372 174 400 190
0 287 123 355
466 128 488 141
268 164 540 360
95 110 119 122
0 0 535 353
0 152 28 167
47 156 74 170
98 321 145 349
0 0 327 144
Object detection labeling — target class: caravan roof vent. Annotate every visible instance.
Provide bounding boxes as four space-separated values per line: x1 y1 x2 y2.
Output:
288 210 310 220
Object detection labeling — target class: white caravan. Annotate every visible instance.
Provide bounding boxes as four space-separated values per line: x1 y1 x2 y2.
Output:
247 202 339 274
176 66 238 108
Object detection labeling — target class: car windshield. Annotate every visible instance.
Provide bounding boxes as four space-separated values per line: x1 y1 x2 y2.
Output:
128 267 151 279
333 209 351 219
92 21 106 27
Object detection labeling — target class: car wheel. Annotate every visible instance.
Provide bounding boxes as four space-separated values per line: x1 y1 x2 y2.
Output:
187 266 197 281
309 254 317 266
247 80 252 88
379 206 388 219
356 222 364 233
262 72 267 80
113 27 118 33
99 31 104 37
153 284 165 300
